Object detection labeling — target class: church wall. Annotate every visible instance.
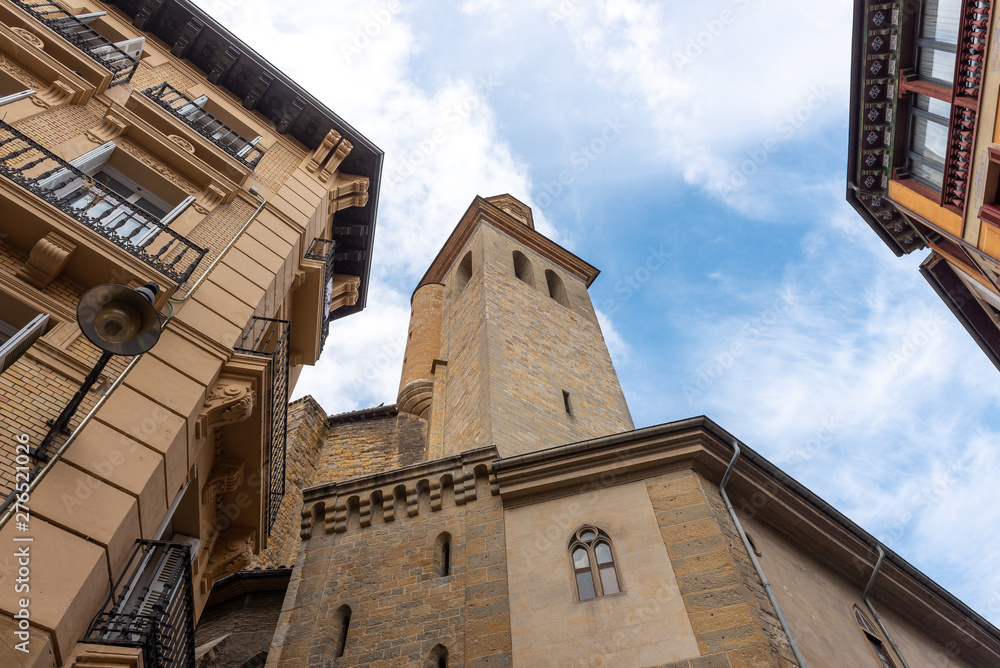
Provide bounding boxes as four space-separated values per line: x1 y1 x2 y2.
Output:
504 480 699 666
741 513 984 668
478 224 633 457
646 470 798 667
268 459 512 667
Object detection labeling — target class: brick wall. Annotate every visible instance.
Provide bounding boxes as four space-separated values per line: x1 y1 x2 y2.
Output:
646 470 796 668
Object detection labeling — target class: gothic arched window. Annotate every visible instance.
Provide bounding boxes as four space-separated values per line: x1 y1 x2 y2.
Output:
854 606 897 668
569 525 621 601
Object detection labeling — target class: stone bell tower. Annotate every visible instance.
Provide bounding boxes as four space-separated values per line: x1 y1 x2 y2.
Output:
397 194 633 459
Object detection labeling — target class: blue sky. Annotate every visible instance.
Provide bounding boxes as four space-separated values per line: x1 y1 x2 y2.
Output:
199 0 1000 625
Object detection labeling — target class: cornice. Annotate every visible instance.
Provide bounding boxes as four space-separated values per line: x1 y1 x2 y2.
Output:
416 196 600 292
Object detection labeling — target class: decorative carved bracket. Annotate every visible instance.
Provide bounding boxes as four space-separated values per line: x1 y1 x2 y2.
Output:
202 458 245 505
32 80 75 109
196 376 256 439
329 274 361 313
328 176 370 212
16 232 76 289
201 527 255 592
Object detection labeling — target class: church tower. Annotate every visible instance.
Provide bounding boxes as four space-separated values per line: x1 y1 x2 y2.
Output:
397 194 633 459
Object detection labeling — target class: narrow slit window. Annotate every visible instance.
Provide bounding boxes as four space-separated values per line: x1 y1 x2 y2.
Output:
513 250 534 286
333 604 352 657
435 532 452 577
562 390 572 415
455 252 473 294
545 269 569 306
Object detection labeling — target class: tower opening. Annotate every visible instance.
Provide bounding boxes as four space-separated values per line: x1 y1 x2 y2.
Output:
513 250 534 286
456 252 473 294
546 269 569 307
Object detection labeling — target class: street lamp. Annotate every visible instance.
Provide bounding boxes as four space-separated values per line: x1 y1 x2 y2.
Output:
31 282 162 460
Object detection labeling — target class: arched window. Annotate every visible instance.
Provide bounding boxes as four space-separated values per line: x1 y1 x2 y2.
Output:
333 604 352 657
455 252 473 294
854 606 897 668
512 250 534 286
435 532 452 577
428 644 448 668
569 525 621 601
545 269 568 307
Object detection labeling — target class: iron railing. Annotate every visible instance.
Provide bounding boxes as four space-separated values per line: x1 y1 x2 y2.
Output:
86 540 196 668
234 317 290 533
10 1 139 87
143 83 265 169
304 238 336 354
0 121 207 283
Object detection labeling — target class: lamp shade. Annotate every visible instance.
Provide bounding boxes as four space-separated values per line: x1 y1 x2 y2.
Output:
77 282 161 355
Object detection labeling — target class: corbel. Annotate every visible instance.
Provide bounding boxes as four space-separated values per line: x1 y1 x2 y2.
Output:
201 458 245 505
328 176 369 212
201 527 255 593
16 231 76 289
193 182 231 214
319 138 352 182
307 129 340 173
196 374 256 439
328 274 360 313
31 80 75 109
86 107 130 144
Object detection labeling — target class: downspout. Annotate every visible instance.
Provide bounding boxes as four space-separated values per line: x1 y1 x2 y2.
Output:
0 191 267 530
720 441 808 667
865 545 912 668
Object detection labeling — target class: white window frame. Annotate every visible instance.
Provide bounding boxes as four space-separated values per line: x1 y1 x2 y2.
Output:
0 313 49 375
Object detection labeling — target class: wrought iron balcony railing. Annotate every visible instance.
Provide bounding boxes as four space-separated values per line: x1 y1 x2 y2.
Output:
0 121 207 283
85 540 196 668
143 83 265 169
11 1 138 87
234 317 290 533
304 238 336 354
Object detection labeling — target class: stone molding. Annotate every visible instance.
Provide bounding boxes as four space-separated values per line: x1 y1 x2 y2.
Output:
301 446 499 537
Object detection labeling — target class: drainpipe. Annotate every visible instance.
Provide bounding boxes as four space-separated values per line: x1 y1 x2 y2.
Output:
865 545 911 668
0 191 267 530
720 441 808 667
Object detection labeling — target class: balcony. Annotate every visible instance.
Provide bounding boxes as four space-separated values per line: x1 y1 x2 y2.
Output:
304 238 336 353
0 120 207 283
10 0 138 87
234 317 290 533
85 540 196 668
143 83 265 169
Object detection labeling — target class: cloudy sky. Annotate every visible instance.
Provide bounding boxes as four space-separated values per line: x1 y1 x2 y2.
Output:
198 0 1000 624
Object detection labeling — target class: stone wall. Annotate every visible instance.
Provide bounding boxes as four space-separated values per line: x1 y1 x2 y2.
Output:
646 470 796 668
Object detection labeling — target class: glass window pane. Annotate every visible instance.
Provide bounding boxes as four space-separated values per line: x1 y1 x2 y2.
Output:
595 542 613 564
917 46 956 84
921 0 961 44
134 197 167 219
572 548 590 569
579 530 596 541
910 115 948 165
92 171 135 199
910 159 946 191
576 572 596 600
914 94 951 119
599 565 620 595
